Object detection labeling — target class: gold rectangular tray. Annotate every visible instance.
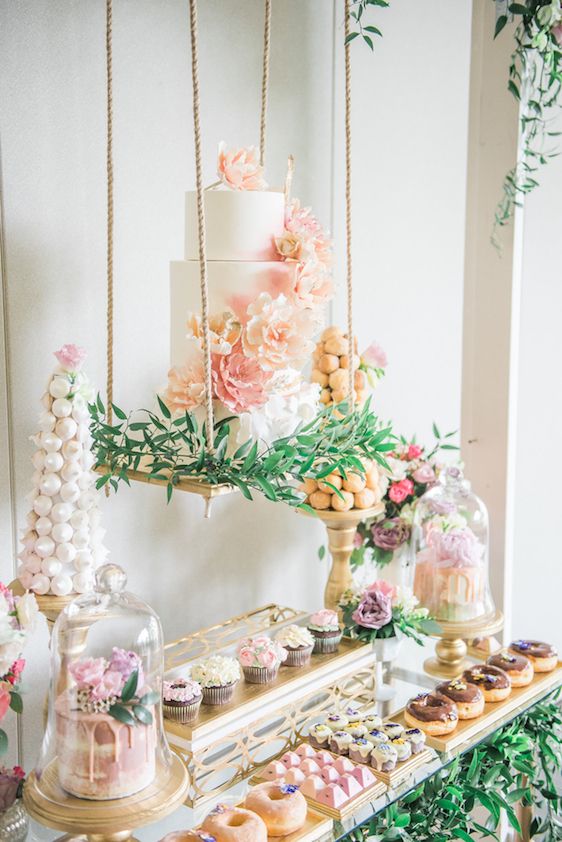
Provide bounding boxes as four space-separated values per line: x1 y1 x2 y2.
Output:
192 803 333 842
252 744 387 820
392 661 562 753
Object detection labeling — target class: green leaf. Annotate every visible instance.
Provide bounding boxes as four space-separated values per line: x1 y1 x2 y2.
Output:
157 395 172 419
318 545 326 561
139 690 160 706
432 421 441 439
494 14 508 38
166 482 173 504
509 3 529 15
133 704 153 725
345 31 360 44
9 691 23 714
0 730 7 755
121 669 139 703
394 813 410 828
96 393 105 414
364 25 382 36
112 403 127 420
109 704 136 726
453 831 473 842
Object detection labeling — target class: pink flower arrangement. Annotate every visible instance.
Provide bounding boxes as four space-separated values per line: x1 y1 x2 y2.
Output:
285 199 332 269
388 478 414 504
243 292 315 370
68 647 151 720
340 580 436 645
217 143 267 191
54 344 87 371
351 586 393 630
0 765 25 811
213 341 273 413
237 636 287 670
108 647 144 687
69 657 107 690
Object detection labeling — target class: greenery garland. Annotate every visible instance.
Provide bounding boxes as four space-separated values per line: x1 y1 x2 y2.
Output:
343 689 561 841
89 396 394 507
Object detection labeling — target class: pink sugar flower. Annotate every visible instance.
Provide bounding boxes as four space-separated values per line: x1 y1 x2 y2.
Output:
69 657 107 689
54 344 87 371
217 143 267 191
290 260 334 310
243 292 315 370
361 342 388 370
163 362 206 416
213 341 272 413
90 669 124 701
285 200 332 269
388 478 414 504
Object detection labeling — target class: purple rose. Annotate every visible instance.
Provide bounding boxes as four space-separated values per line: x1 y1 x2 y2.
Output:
412 464 436 485
107 648 144 690
0 775 19 811
352 589 392 630
428 527 484 567
371 518 411 551
428 498 456 515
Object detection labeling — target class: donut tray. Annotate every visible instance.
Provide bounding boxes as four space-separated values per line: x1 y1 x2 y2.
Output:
251 744 387 820
190 800 334 842
391 660 562 753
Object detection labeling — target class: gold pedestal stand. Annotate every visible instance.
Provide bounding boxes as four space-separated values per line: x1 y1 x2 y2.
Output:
300 505 384 611
424 610 504 679
24 754 189 842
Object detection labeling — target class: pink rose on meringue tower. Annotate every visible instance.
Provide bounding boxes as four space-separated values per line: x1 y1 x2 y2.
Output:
217 143 267 191
54 344 87 372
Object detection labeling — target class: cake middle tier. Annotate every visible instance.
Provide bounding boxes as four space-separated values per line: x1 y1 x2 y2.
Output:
170 259 295 367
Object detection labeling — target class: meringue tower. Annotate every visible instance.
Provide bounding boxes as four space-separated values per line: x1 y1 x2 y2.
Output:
17 345 108 596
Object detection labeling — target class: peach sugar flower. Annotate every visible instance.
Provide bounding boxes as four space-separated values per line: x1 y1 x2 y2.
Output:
212 341 272 414
290 259 334 310
274 231 303 262
163 360 206 415
243 292 315 370
285 199 332 269
217 143 267 191
186 310 241 355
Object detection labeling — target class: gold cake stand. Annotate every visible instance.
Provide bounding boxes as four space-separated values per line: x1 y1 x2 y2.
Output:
24 754 189 842
424 609 504 679
299 504 385 611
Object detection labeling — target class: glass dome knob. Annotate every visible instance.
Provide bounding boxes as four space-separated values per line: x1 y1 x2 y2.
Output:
95 563 127 594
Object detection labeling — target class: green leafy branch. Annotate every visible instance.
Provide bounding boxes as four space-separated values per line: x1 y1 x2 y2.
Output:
89 395 394 508
346 0 388 50
109 670 158 728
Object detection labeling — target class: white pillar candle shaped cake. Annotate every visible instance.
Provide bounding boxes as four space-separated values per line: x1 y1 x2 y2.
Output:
165 143 333 446
17 345 108 596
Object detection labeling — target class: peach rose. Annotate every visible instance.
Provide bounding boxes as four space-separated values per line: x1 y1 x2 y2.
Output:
243 293 315 370
285 199 332 269
290 259 334 310
212 342 272 413
186 310 241 355
217 143 267 191
90 669 124 701
163 362 206 416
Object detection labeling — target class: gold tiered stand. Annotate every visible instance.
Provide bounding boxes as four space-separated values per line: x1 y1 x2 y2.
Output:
424 609 504 679
24 754 189 842
300 504 384 611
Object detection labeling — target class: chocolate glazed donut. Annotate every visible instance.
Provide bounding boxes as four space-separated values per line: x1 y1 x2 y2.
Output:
462 664 511 702
509 640 558 673
404 692 459 736
487 651 534 687
436 678 485 720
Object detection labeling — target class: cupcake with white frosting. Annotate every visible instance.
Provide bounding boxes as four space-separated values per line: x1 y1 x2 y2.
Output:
192 655 241 705
162 677 202 723
275 624 315 667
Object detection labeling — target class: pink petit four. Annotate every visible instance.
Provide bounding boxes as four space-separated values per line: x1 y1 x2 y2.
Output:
300 758 321 776
314 750 335 767
296 744 316 759
321 765 340 784
352 765 376 787
334 756 355 774
280 751 301 769
318 782 348 808
285 768 306 786
300 774 326 798
339 773 363 798
262 760 286 780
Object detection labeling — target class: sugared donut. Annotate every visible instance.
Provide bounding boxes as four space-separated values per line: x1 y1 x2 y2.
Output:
245 783 307 837
436 678 485 719
488 651 534 687
404 692 459 736
509 640 558 673
202 804 267 842
462 664 511 702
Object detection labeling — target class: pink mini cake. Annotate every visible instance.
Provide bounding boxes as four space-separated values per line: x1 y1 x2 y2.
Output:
318 782 348 808
314 750 334 767
262 760 286 780
321 765 340 784
352 765 376 787
280 751 301 769
300 758 321 776
334 756 354 774
285 768 306 786
339 773 362 798
300 774 326 799
296 743 316 759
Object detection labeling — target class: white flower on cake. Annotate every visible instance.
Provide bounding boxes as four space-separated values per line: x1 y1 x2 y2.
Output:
243 292 315 370
237 379 320 448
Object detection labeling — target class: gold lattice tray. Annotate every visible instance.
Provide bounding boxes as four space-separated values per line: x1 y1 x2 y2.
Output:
164 604 376 806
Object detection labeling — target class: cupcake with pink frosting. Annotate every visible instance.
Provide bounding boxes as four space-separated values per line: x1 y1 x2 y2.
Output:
307 609 342 654
162 677 202 724
237 636 288 684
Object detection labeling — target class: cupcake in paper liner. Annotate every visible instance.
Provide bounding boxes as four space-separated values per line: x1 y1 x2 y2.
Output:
237 636 287 685
191 656 241 706
275 624 315 667
307 609 343 654
162 677 202 723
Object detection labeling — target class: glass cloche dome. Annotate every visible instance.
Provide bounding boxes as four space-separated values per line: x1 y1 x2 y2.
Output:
34 563 172 802
412 467 495 623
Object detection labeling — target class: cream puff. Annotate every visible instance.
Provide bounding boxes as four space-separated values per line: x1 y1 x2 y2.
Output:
509 640 558 673
329 730 354 755
404 728 426 754
390 736 412 762
380 721 404 739
462 664 511 702
370 742 398 772
436 678 485 719
324 712 349 731
488 650 534 686
404 692 459 736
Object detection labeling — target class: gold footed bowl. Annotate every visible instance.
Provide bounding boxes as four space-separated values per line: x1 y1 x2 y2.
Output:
24 754 189 842
424 610 504 679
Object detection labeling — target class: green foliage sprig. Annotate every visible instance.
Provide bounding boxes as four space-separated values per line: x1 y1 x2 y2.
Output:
109 670 158 728
494 1 562 241
346 0 388 50
344 688 561 841
89 396 394 508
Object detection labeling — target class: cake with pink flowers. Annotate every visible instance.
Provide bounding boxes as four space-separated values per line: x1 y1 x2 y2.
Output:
165 144 333 445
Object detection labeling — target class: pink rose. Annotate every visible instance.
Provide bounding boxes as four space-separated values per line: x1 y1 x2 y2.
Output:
69 657 107 689
289 260 334 310
412 464 436 485
351 590 392 630
54 344 87 371
258 649 277 669
407 444 423 460
213 341 273 413
388 478 414 504
90 669 124 701
0 687 10 722
217 143 267 191
238 649 255 668
361 342 388 370
108 648 144 688
428 527 484 568
367 580 397 601
310 609 339 628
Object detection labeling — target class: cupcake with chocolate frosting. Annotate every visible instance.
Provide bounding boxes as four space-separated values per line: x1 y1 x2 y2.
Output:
162 677 202 724
275 624 315 667
307 609 342 654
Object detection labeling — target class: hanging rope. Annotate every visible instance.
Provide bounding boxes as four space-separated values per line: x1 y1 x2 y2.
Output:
260 0 272 166
189 0 215 452
344 0 354 412
106 0 114 430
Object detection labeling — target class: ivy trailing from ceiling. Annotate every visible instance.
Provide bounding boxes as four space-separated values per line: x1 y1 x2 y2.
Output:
343 689 561 841
346 0 389 50
89 396 394 507
494 1 562 242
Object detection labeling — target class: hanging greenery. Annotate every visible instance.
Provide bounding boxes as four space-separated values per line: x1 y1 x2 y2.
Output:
343 689 561 841
346 0 388 50
89 396 394 507
494 1 562 240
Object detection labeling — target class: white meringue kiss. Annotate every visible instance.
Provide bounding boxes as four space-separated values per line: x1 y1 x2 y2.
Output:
55 542 76 564
49 377 71 399
55 418 78 442
35 517 52 536
44 452 64 473
39 473 62 497
40 432 62 453
60 482 80 503
52 522 73 543
50 574 73 596
41 557 62 577
51 398 72 419
34 535 55 558
51 502 73 523
30 574 51 595
62 440 82 461
33 495 53 517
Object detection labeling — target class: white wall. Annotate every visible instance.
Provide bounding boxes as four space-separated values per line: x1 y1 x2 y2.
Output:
0 0 469 772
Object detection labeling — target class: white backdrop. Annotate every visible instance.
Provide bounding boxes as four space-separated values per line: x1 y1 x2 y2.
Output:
0 0 471 767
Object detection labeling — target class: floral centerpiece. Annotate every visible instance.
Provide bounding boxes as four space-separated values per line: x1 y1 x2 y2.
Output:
0 765 27 841
0 584 37 753
339 580 440 647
